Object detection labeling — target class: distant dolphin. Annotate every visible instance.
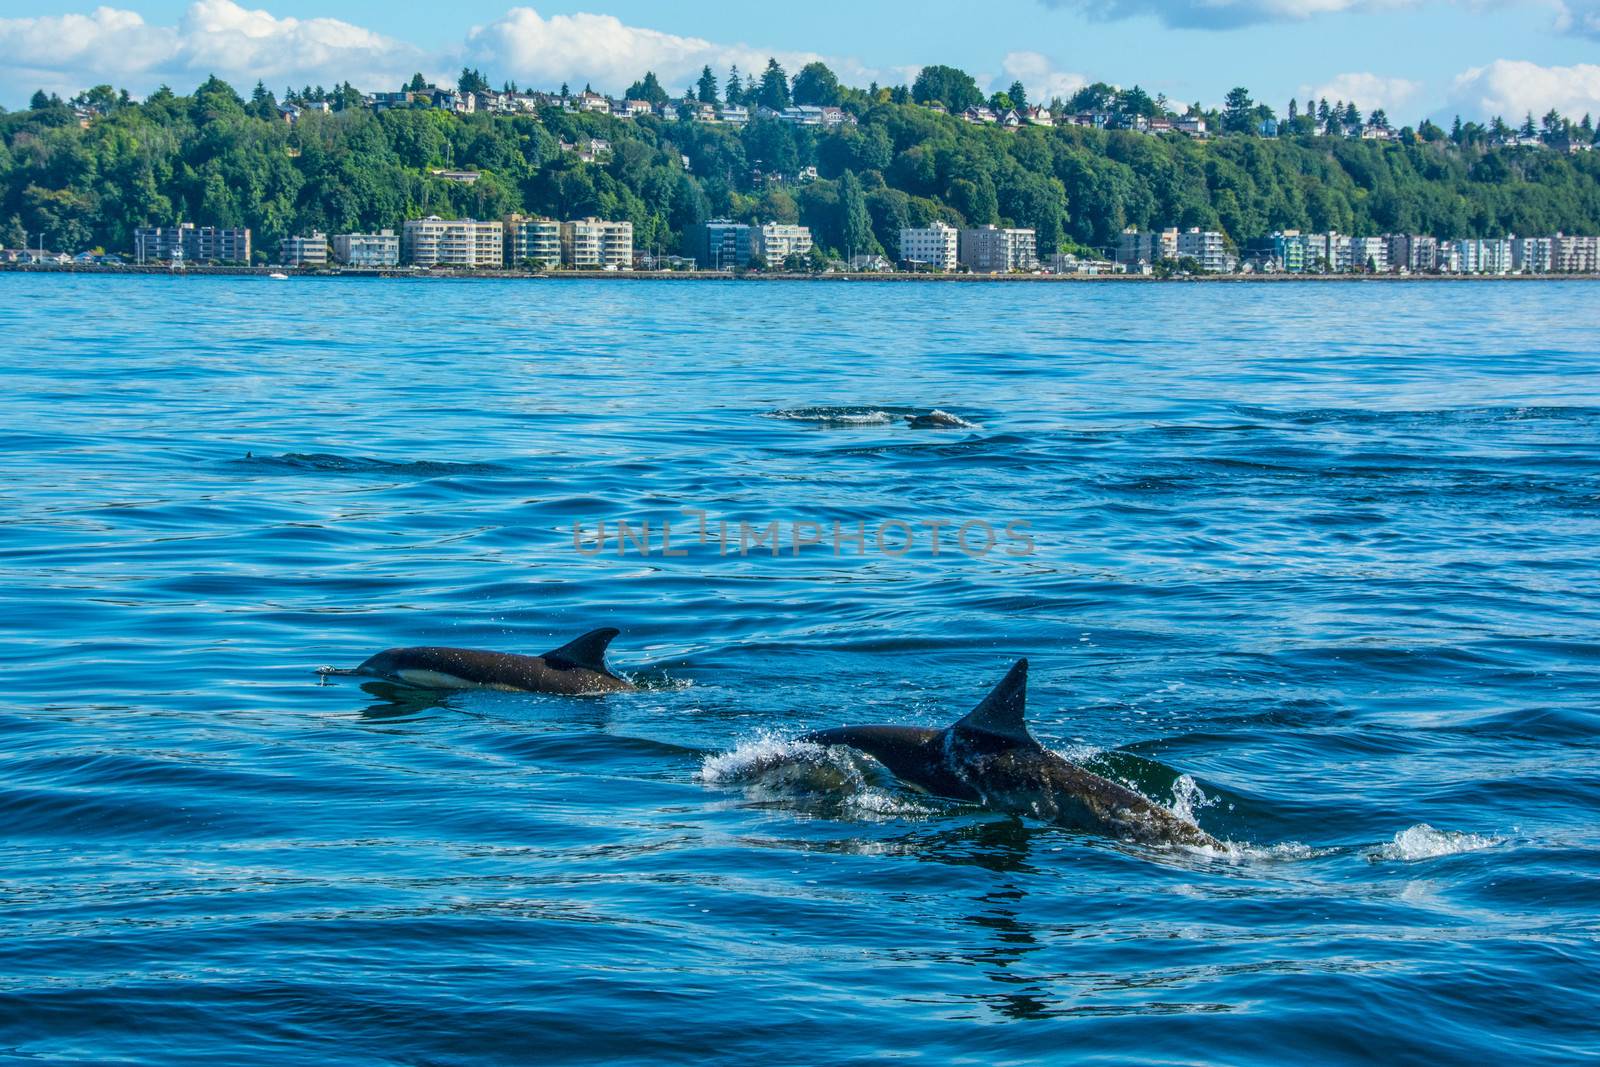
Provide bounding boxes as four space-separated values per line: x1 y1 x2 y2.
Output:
318 628 635 695
802 660 1220 848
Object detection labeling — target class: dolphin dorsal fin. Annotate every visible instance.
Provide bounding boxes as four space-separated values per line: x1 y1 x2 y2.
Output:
542 628 621 673
950 659 1037 748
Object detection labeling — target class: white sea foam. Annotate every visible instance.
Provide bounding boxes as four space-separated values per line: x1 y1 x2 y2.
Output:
920 409 977 428
1371 823 1502 862
764 407 896 425
699 735 936 820
698 735 828 784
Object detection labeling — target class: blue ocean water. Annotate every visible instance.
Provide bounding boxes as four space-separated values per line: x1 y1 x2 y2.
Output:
1 274 1597 1064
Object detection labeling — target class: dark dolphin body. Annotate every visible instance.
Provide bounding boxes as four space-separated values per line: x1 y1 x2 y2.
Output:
802 660 1220 848
319 628 635 695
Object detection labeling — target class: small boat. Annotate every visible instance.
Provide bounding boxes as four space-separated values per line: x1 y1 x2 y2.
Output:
268 271 289 280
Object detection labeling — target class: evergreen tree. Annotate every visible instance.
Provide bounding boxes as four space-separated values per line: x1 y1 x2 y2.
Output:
1007 81 1029 113
757 59 791 110
407 72 428 92
839 170 880 257
625 71 669 105
1223 87 1255 134
697 66 719 106
726 66 744 106
458 68 490 95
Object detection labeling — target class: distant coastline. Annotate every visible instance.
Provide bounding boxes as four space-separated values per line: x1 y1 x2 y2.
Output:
3 263 1598 283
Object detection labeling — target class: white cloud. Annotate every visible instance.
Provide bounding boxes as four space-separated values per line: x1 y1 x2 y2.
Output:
178 0 415 88
462 6 881 98
1000 51 1089 105
1447 59 1600 120
0 7 179 95
0 1 418 102
1038 0 1418 30
1551 0 1600 37
1299 72 1423 116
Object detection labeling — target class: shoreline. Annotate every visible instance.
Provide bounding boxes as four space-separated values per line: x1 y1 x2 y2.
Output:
4 263 1598 282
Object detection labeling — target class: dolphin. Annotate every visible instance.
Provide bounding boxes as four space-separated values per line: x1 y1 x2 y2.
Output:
318 627 635 695
801 660 1220 848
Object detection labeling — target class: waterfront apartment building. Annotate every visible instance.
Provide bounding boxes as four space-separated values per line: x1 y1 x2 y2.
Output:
1176 227 1229 273
1349 236 1389 272
1385 233 1439 273
331 230 400 267
1268 231 1309 273
899 221 959 271
403 216 504 268
1553 232 1600 272
505 215 561 268
1513 236 1554 273
688 219 752 270
1443 237 1512 275
133 223 252 264
561 217 633 270
959 225 1038 272
751 223 813 265
280 232 328 267
1115 227 1178 267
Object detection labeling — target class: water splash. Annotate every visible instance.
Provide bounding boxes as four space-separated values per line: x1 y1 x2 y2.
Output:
1371 823 1503 862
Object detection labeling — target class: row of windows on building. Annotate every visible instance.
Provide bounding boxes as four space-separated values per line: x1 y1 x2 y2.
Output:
280 217 637 270
1253 231 1600 274
894 221 1039 273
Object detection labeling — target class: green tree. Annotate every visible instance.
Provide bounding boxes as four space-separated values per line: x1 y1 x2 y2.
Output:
726 66 744 106
407 72 428 92
1007 81 1029 113
458 68 490 95
912 65 983 112
625 71 670 105
792 63 843 107
839 170 880 257
697 66 719 106
757 59 791 111
1223 87 1255 135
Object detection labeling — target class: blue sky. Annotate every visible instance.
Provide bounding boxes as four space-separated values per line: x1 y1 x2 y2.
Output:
3 1 1599 122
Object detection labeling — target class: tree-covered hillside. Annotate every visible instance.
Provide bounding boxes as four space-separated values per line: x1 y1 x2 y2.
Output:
3 73 1598 262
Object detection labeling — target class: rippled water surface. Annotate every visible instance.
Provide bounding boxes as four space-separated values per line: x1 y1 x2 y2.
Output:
2 275 1598 1064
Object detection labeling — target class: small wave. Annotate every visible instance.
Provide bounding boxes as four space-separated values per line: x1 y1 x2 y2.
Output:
1370 823 1503 862
233 452 506 476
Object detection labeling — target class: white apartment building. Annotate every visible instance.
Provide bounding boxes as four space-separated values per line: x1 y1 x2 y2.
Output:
562 217 633 270
1444 238 1512 275
899 220 959 270
331 230 400 267
280 232 328 267
505 216 561 268
1349 236 1389 272
959 225 1038 272
403 216 504 268
751 223 813 265
1553 232 1599 272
